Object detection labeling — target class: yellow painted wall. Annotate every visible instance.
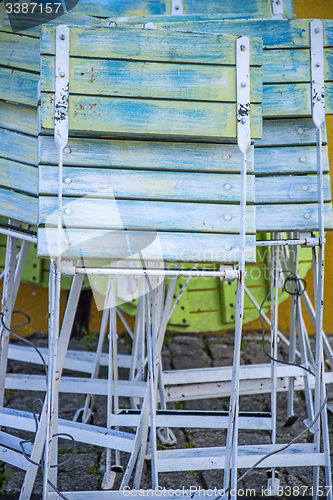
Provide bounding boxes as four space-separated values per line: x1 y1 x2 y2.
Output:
5 0 333 336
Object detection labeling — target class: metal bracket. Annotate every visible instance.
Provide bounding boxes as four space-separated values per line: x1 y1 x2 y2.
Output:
236 37 251 155
54 25 69 150
310 20 325 130
271 0 284 19
171 0 183 15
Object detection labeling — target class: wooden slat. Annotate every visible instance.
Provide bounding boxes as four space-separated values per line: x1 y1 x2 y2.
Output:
255 119 327 146
256 175 331 204
39 136 254 173
256 203 333 231
41 57 262 103
255 145 329 174
115 13 276 25
0 67 38 106
71 0 170 17
37 228 256 263
0 31 39 72
39 166 255 203
0 159 37 195
38 197 256 234
40 95 262 139
0 128 37 165
40 26 263 66
154 19 333 49
0 101 37 136
0 188 37 225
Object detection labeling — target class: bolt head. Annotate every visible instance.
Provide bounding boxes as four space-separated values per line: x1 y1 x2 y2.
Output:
240 44 246 51
60 72 65 78
224 244 232 251
224 214 232 221
317 95 322 101
224 184 232 191
241 81 247 88
302 185 309 191
64 177 72 184
299 156 307 163
60 34 65 40
65 208 72 215
315 28 320 33
107 21 116 27
175 4 180 9
316 62 320 67
297 127 304 135
276 0 280 4
60 108 66 115
304 213 311 220
64 147 71 154
222 154 231 160
241 118 246 124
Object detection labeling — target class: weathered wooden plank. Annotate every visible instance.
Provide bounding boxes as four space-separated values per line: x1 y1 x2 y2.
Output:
41 57 262 103
38 197 256 234
0 159 37 195
0 101 37 136
0 188 37 225
255 119 327 147
40 95 262 139
0 67 38 107
40 26 263 66
256 175 331 204
255 145 329 174
39 136 254 173
0 128 37 165
256 203 333 231
0 31 39 72
114 12 276 25
39 166 255 203
37 228 256 263
0 11 104 37
155 19 333 49
71 0 170 17
263 83 311 118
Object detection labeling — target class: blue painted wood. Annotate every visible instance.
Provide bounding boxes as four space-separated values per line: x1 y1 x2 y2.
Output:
256 203 333 231
0 128 37 166
0 188 37 225
256 175 331 203
37 228 257 263
0 102 37 136
255 145 329 174
0 159 37 195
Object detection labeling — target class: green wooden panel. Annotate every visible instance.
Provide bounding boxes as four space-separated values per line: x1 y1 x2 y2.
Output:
0 67 38 106
255 118 327 147
256 203 333 231
256 175 331 204
40 95 262 140
0 188 37 225
37 228 256 263
0 101 37 136
255 145 329 174
0 128 37 165
0 31 39 72
0 159 37 195
41 57 262 103
154 19 333 50
38 197 256 234
40 26 263 66
39 136 254 173
39 167 255 203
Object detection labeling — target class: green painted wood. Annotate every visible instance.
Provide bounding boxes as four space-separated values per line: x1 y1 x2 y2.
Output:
37 228 256 263
39 136 254 173
40 95 262 140
255 118 327 146
114 12 276 26
256 203 333 231
0 31 39 72
0 67 38 107
41 57 262 103
154 19 333 50
0 128 37 165
39 167 255 203
0 101 37 136
0 188 37 225
0 159 37 195
40 26 263 66
38 197 256 234
256 175 331 204
255 145 329 174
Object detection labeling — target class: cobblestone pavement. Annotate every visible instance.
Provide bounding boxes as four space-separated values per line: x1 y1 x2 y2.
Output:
2 330 333 497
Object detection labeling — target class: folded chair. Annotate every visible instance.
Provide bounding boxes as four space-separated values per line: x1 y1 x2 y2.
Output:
30 24 262 498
